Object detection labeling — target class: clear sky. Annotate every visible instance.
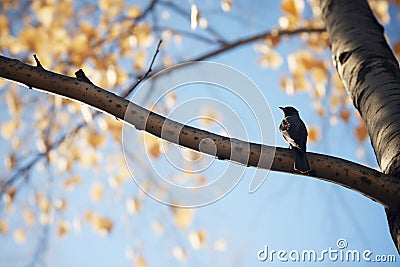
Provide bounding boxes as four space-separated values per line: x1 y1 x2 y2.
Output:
0 0 399 266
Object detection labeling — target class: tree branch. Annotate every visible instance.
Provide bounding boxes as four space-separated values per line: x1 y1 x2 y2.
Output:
0 26 326 198
127 39 162 95
192 26 326 61
1 55 400 211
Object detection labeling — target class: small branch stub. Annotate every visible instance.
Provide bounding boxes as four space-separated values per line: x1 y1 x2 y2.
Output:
75 69 94 85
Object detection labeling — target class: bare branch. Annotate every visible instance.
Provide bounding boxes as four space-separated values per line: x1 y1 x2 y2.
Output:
1 55 400 211
193 26 326 61
75 69 94 85
126 39 162 96
0 26 328 201
33 54 44 69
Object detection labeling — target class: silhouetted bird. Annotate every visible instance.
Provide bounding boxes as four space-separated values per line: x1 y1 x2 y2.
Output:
279 106 311 173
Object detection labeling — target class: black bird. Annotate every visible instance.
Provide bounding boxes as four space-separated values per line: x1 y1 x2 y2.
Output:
279 106 311 173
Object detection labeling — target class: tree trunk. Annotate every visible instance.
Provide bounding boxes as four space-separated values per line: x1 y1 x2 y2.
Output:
320 0 400 252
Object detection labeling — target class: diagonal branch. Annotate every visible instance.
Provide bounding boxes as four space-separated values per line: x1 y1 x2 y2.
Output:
1 55 400 212
127 39 162 95
0 26 327 200
192 26 326 61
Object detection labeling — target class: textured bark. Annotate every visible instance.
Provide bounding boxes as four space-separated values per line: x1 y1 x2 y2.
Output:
320 0 400 252
1 55 400 210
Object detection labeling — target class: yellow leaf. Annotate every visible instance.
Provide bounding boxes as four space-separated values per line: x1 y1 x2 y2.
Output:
199 108 222 128
4 186 16 204
173 246 187 262
18 27 37 51
54 198 67 211
281 0 304 17
69 33 91 66
166 92 177 109
108 173 128 188
307 32 330 52
80 152 99 167
0 14 10 37
143 132 162 158
307 126 320 143
106 66 118 87
86 129 105 148
293 74 311 91
105 116 122 143
64 175 82 190
22 208 35 228
173 208 194 229
80 105 94 127
13 229 26 244
35 5 55 27
5 89 22 116
0 219 8 234
126 198 141 215
315 105 325 117
311 68 327 85
132 23 153 47
90 183 104 202
39 212 51 226
214 239 227 251
199 17 208 29
314 84 326 99
259 49 283 69
340 109 350 123
152 220 164 234
330 95 341 109
354 119 369 142
369 0 390 24
189 230 207 249
280 76 295 95
393 40 400 59
393 0 400 5
182 148 202 161
99 0 124 18
162 55 173 67
221 0 232 12
57 221 70 238
126 5 141 18
191 4 200 30
135 255 147 267
133 50 147 71
36 190 50 213
264 31 281 47
1 120 20 140
5 153 16 170
94 217 113 236
85 212 113 236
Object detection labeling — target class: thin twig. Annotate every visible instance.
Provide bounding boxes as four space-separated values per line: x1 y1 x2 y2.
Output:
75 69 94 85
125 39 162 97
193 26 326 61
33 54 44 69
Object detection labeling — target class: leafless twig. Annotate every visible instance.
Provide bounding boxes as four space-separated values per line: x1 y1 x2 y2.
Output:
125 39 163 97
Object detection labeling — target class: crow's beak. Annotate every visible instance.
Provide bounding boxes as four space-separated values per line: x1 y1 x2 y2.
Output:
279 106 284 110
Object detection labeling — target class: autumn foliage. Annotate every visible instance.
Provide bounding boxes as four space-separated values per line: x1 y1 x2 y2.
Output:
1 0 400 266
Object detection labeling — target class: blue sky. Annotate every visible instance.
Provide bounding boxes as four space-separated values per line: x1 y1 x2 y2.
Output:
0 0 399 266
